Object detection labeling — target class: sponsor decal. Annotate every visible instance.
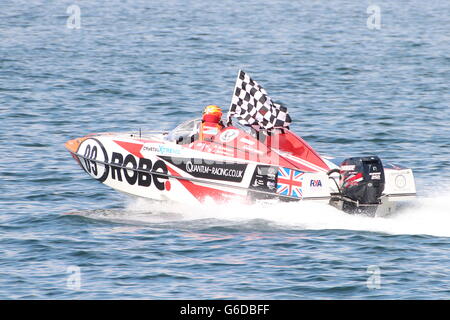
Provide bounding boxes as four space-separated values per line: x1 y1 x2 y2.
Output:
142 143 182 156
252 179 265 188
219 129 239 143
370 172 381 180
267 167 277 178
310 179 322 187
341 165 356 171
186 161 243 178
249 165 278 200
343 173 363 187
395 174 406 188
77 139 168 190
109 152 169 190
161 156 247 183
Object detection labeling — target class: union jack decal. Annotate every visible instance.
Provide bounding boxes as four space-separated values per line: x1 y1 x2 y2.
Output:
276 167 304 198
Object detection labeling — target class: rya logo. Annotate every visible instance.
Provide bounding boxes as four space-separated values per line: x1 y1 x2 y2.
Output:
310 180 322 187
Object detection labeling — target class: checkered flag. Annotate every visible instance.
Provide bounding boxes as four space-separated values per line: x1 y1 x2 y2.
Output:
227 70 291 130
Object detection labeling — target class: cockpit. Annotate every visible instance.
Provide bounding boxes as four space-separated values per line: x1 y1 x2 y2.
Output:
166 117 285 145
166 118 200 140
165 118 257 144
165 118 202 144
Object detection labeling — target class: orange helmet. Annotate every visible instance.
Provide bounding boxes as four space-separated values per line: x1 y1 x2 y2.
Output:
202 105 222 123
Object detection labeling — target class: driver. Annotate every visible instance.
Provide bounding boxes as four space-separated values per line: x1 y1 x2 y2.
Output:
198 105 224 141
175 105 224 144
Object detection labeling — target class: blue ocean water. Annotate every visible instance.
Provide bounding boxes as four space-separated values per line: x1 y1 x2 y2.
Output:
1 0 449 299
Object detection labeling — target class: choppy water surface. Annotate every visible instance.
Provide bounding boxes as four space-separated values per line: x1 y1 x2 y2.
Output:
1 0 449 299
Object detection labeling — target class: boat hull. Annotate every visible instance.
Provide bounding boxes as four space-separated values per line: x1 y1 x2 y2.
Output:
65 131 416 216
66 133 332 205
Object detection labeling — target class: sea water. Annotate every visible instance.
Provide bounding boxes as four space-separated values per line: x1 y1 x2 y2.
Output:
0 0 449 299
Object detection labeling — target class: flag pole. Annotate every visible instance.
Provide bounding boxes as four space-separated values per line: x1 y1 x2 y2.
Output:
226 69 241 127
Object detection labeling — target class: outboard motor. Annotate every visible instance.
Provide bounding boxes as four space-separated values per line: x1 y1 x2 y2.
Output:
330 156 385 215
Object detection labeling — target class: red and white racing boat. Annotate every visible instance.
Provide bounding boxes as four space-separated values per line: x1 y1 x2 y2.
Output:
65 118 416 216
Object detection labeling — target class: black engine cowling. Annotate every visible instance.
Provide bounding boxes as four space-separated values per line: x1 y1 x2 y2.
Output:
338 156 385 213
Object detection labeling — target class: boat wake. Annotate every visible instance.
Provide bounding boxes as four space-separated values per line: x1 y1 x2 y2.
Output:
69 190 450 238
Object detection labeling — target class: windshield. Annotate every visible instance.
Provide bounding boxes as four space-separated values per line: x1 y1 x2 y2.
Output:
232 120 255 136
165 117 266 143
166 118 202 142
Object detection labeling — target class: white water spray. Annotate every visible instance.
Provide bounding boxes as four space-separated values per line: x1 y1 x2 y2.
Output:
114 192 450 238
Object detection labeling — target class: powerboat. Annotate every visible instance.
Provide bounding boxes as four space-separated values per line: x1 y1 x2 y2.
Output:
65 70 416 216
65 118 416 217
